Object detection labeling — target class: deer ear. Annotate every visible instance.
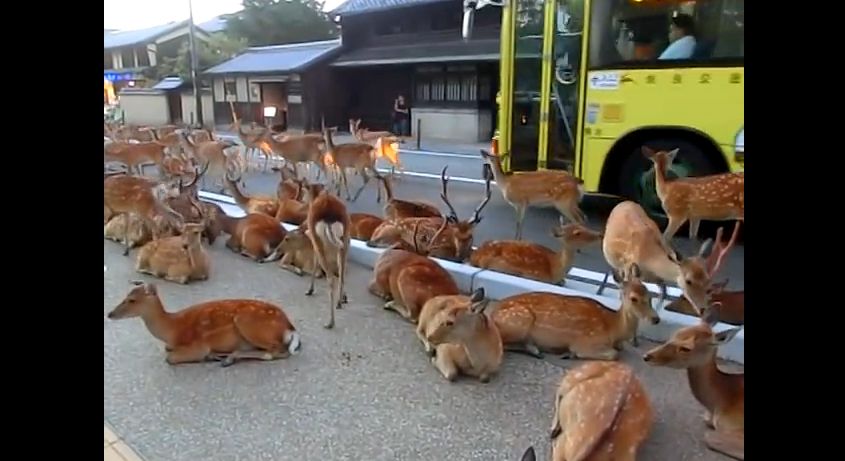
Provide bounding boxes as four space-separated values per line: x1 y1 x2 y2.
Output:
521 447 536 461
471 298 491 314
611 269 623 285
666 148 680 161
642 146 656 158
627 263 641 280
470 287 486 303
697 238 714 258
712 327 742 345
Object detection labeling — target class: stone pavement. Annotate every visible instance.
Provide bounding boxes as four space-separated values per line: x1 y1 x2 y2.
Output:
105 425 145 461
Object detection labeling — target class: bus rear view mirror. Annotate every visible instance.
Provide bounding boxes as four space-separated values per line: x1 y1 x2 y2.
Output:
462 1 477 41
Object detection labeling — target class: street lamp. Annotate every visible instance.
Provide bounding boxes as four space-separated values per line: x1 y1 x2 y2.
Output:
188 0 204 127
263 106 277 128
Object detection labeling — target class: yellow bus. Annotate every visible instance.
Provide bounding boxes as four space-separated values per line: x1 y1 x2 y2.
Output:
462 0 744 215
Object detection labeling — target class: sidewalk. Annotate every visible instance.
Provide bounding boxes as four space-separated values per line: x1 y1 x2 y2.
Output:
105 425 144 461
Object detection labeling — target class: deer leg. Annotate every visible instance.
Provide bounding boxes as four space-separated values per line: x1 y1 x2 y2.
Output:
505 342 544 359
704 430 744 460
514 205 527 240
165 343 213 365
663 215 686 241
122 213 132 256
431 345 460 381
351 169 370 202
341 169 353 201
384 300 414 322
305 250 319 296
688 218 702 240
325 273 338 329
569 345 619 361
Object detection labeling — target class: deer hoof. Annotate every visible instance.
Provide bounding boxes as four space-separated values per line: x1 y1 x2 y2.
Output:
323 321 334 330
220 355 236 367
559 351 573 360
305 288 314 296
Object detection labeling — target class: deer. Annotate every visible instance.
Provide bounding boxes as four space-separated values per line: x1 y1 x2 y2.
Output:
135 223 211 284
321 121 380 202
107 281 301 366
480 149 586 240
643 146 744 241
104 174 185 255
267 227 326 278
643 305 744 460
367 166 492 262
548 361 654 461
599 201 740 317
416 288 503 383
273 163 305 200
177 130 238 192
378 173 442 220
303 184 351 329
665 278 744 326
349 118 404 175
212 211 286 262
104 214 176 250
492 264 659 360
469 218 603 285
349 213 384 240
368 246 460 324
104 140 167 176
224 166 280 217
234 120 275 172
260 130 326 181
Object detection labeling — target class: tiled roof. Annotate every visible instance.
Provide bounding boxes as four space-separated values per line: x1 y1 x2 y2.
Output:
152 77 185 90
331 0 453 16
203 39 342 75
331 39 499 66
104 21 188 49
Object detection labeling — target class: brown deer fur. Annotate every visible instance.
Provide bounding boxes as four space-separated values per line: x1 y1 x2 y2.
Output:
135 223 210 284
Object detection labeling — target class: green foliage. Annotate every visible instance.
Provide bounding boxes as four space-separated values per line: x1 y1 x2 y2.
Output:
155 33 247 80
224 0 338 47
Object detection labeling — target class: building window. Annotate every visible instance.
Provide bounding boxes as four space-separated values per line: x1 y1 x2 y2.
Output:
136 47 150 67
120 48 135 69
414 65 482 105
104 52 113 69
224 81 237 98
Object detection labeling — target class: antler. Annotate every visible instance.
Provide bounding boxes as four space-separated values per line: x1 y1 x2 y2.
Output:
469 170 492 225
181 159 209 191
705 221 741 278
439 166 459 223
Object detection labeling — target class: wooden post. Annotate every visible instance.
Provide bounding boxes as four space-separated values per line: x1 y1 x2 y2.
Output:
416 118 422 150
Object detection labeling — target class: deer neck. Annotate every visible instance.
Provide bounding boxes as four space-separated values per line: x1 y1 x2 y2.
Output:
226 179 250 206
555 244 576 281
485 157 508 186
653 158 671 198
140 299 176 345
613 304 640 343
461 319 500 371
686 351 730 414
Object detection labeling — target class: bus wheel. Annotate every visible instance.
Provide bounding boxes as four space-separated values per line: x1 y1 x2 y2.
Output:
618 139 717 217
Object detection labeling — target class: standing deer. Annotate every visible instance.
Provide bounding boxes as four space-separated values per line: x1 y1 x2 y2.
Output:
349 118 403 174
107 282 301 367
599 201 739 315
665 278 744 326
103 175 184 255
549 361 654 461
643 306 744 460
178 130 238 192
322 121 380 202
480 149 586 239
493 264 659 359
418 288 503 383
643 146 744 241
470 218 603 285
304 184 351 329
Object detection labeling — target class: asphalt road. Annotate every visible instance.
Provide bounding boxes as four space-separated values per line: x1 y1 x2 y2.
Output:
228 157 745 291
104 239 742 461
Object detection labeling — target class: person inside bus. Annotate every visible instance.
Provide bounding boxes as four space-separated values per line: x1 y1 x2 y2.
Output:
658 13 696 60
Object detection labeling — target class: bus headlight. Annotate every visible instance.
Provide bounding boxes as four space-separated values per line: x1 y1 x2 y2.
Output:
734 127 744 162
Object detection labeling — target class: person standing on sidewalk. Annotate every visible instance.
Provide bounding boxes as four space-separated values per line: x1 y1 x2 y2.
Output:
392 94 410 138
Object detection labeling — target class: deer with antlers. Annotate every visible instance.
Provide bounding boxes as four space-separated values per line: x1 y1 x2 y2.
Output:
643 146 744 241
303 184 351 329
470 218 603 285
493 263 659 359
104 175 185 255
378 173 442 220
107 282 301 366
177 130 238 192
549 361 654 461
480 149 586 240
665 278 744 326
643 305 744 460
368 166 492 262
321 122 381 202
599 201 740 316
135 223 210 284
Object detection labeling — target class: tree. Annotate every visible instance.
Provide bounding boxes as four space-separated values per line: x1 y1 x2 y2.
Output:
155 33 247 80
224 0 338 47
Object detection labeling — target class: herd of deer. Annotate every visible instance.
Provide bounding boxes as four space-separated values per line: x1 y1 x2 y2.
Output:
104 120 745 461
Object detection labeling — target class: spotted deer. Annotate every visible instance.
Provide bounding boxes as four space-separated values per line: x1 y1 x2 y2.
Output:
493 264 659 359
643 146 744 241
418 288 503 383
135 223 210 284
104 214 176 250
666 278 744 326
215 212 287 262
178 130 238 192
367 166 492 262
321 122 380 202
480 149 586 240
107 282 301 367
103 175 184 255
549 361 654 461
104 140 167 176
599 201 739 315
643 306 744 460
378 173 442 220
469 218 603 285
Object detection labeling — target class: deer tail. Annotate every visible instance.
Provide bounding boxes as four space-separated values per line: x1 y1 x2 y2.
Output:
315 220 345 251
284 329 301 354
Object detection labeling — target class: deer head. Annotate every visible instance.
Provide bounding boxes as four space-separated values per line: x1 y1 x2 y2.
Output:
613 263 661 325
425 288 491 345
427 166 492 261
551 217 603 251
643 303 742 368
671 221 741 314
107 282 160 320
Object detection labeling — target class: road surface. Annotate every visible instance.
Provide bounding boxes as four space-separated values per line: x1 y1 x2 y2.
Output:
104 239 742 461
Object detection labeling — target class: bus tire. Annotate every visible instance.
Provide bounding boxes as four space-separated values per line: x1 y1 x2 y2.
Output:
617 138 719 217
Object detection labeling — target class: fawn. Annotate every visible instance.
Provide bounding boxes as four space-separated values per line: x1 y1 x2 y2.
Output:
470 218 603 285
417 288 503 382
643 305 744 460
108 282 301 366
135 223 210 284
643 146 744 241
493 264 659 360
480 149 586 240
549 361 654 461
269 227 326 278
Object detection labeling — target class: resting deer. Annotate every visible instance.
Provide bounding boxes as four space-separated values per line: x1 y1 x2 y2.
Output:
470 218 603 285
369 247 460 324
304 184 351 329
599 201 739 315
104 214 176 250
224 166 280 217
267 227 326 278
104 175 184 255
493 264 659 359
549 361 654 461
215 212 287 262
643 146 744 241
321 122 380 202
107 282 301 367
273 164 305 200
368 166 492 262
643 306 744 460
480 149 586 239
135 223 210 284
417 288 503 383
379 173 441 220
349 213 384 240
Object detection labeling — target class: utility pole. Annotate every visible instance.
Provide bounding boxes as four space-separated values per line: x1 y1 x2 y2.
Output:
188 0 204 127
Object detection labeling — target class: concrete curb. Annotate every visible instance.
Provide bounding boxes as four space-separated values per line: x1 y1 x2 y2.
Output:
197 191 744 364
